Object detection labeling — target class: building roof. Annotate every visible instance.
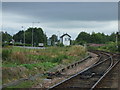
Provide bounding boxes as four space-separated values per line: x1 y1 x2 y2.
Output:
60 33 71 38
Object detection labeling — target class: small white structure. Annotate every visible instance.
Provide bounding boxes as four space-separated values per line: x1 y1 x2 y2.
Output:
60 33 71 46
10 39 15 44
38 43 44 47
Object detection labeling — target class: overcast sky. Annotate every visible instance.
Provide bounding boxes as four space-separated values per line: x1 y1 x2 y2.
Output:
2 2 118 40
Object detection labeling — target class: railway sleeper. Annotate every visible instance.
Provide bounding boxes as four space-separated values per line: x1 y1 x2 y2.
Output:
79 70 103 79
46 71 63 79
67 66 70 69
79 72 95 79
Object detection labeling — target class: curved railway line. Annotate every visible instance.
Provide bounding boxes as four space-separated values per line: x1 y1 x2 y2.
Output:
93 53 120 89
49 50 120 90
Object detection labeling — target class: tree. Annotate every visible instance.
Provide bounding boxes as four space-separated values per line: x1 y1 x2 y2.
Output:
2 32 12 42
109 32 116 42
13 30 24 43
49 34 58 46
90 32 104 44
76 32 91 45
13 27 47 46
75 31 117 45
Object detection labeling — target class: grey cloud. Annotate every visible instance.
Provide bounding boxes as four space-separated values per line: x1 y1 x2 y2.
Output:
2 0 120 2
2 2 118 39
3 2 118 22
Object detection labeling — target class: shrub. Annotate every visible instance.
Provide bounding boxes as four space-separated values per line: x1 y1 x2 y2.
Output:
22 64 34 70
14 43 31 46
51 57 61 63
57 43 64 47
39 62 57 71
37 55 49 62
51 55 68 63
27 54 50 62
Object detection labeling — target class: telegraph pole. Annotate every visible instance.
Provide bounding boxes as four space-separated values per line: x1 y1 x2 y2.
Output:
32 22 34 47
116 32 118 49
22 26 25 47
57 31 60 41
32 22 40 47
118 1 120 52
117 32 120 52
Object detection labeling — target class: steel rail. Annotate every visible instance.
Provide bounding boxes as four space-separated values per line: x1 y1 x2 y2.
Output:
49 51 111 90
90 56 120 90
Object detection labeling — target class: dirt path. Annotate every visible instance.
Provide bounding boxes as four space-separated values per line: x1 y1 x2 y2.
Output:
34 52 99 88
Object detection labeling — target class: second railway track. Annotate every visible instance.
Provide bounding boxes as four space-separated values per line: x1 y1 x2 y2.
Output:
49 50 120 90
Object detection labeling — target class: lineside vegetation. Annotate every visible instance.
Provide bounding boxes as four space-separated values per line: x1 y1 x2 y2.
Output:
2 45 87 86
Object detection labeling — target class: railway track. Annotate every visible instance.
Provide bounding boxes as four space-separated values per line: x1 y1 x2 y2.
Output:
49 50 120 90
93 53 120 89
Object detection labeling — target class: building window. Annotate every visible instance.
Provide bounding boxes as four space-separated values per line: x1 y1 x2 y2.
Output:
65 38 67 41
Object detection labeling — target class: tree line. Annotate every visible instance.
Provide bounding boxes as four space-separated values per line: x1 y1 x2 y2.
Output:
74 31 117 45
2 27 47 46
13 27 47 46
1 27 119 48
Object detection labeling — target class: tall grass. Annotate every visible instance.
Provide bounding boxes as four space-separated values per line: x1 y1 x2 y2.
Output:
87 42 118 53
2 46 87 67
2 45 87 85
2 48 12 60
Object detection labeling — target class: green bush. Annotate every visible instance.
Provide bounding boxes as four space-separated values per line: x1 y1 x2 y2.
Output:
27 54 50 62
37 55 49 62
39 62 57 70
51 55 68 63
21 62 57 70
2 42 13 47
51 57 61 63
14 43 31 46
57 43 64 47
21 64 35 69
22 64 34 69
61 54 68 59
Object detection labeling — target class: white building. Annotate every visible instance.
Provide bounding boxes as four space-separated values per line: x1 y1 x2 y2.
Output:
60 33 71 46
